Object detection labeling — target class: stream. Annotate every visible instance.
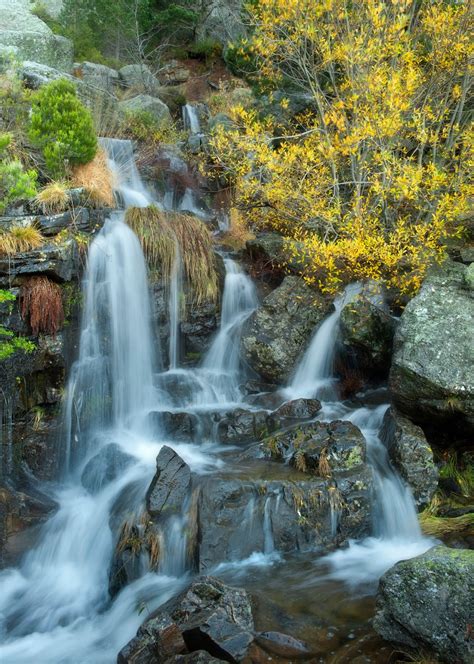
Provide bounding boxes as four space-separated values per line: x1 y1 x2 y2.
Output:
0 141 433 663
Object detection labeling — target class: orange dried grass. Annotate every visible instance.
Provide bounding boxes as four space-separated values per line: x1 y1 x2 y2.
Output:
71 148 115 208
20 276 64 336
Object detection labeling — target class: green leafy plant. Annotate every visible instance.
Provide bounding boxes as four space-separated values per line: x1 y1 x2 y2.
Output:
28 79 97 178
0 290 35 360
0 133 37 213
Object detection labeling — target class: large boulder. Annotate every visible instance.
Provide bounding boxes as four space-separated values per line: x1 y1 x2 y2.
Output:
390 261 474 433
380 408 438 509
0 0 73 70
119 94 172 124
73 61 119 93
195 0 246 45
118 577 254 664
241 276 332 383
374 546 474 663
146 446 192 518
119 64 160 94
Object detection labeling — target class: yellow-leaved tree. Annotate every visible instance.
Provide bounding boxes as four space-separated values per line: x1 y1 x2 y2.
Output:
209 0 473 295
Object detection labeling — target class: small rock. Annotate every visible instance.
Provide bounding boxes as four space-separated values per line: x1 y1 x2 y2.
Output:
146 446 191 518
255 631 311 658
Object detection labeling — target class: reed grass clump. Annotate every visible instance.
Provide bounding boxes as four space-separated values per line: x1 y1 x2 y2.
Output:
419 511 474 538
125 206 219 304
71 148 115 208
35 181 70 214
0 225 44 255
20 275 64 336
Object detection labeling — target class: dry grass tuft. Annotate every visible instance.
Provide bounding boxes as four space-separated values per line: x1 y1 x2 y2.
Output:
219 207 254 250
319 447 332 477
20 276 64 336
35 182 70 214
125 206 219 304
0 225 44 255
71 148 115 208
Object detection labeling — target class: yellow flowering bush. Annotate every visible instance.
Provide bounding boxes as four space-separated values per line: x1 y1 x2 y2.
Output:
208 0 473 295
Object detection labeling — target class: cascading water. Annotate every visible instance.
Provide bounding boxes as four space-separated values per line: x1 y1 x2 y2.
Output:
99 138 152 208
285 283 361 401
168 244 183 370
285 283 432 584
182 103 201 134
198 258 258 404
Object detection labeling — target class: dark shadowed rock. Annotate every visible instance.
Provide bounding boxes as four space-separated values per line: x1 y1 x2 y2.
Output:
339 288 396 377
374 546 474 663
389 261 474 434
81 444 134 494
117 613 187 664
217 408 275 444
0 239 79 287
146 446 191 518
272 398 321 421
241 276 332 384
118 577 254 664
380 408 438 509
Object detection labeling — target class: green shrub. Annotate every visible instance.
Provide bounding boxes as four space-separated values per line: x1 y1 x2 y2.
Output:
0 290 35 361
121 110 184 145
28 79 97 178
188 39 223 61
0 133 37 214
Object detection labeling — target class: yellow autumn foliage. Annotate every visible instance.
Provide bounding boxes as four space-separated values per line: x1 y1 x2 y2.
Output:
208 0 473 295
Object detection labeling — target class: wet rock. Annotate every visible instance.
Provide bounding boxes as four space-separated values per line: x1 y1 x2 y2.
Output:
272 398 321 421
171 651 225 663
255 631 311 659
217 408 275 444
0 238 79 287
118 612 187 664
241 276 332 384
389 261 474 434
119 94 172 124
245 391 286 410
181 301 219 356
246 233 285 267
146 446 191 518
196 469 373 571
119 577 254 664
374 546 474 663
160 412 201 442
81 444 134 494
339 287 396 377
380 408 438 509
264 420 367 476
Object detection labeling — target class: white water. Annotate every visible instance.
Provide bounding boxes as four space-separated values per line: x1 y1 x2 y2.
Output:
284 283 433 585
99 138 152 208
182 103 201 134
168 244 183 370
286 283 361 400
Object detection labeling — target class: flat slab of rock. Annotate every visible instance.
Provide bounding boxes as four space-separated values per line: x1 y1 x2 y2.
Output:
0 238 79 286
146 446 191 518
374 546 474 663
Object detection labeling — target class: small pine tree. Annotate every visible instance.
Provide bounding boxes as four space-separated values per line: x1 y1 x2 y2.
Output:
28 79 97 178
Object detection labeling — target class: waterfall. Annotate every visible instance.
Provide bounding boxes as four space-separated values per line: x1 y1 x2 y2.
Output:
99 138 152 208
200 258 258 403
62 212 157 470
182 104 201 134
168 245 183 370
283 281 433 584
286 283 361 400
